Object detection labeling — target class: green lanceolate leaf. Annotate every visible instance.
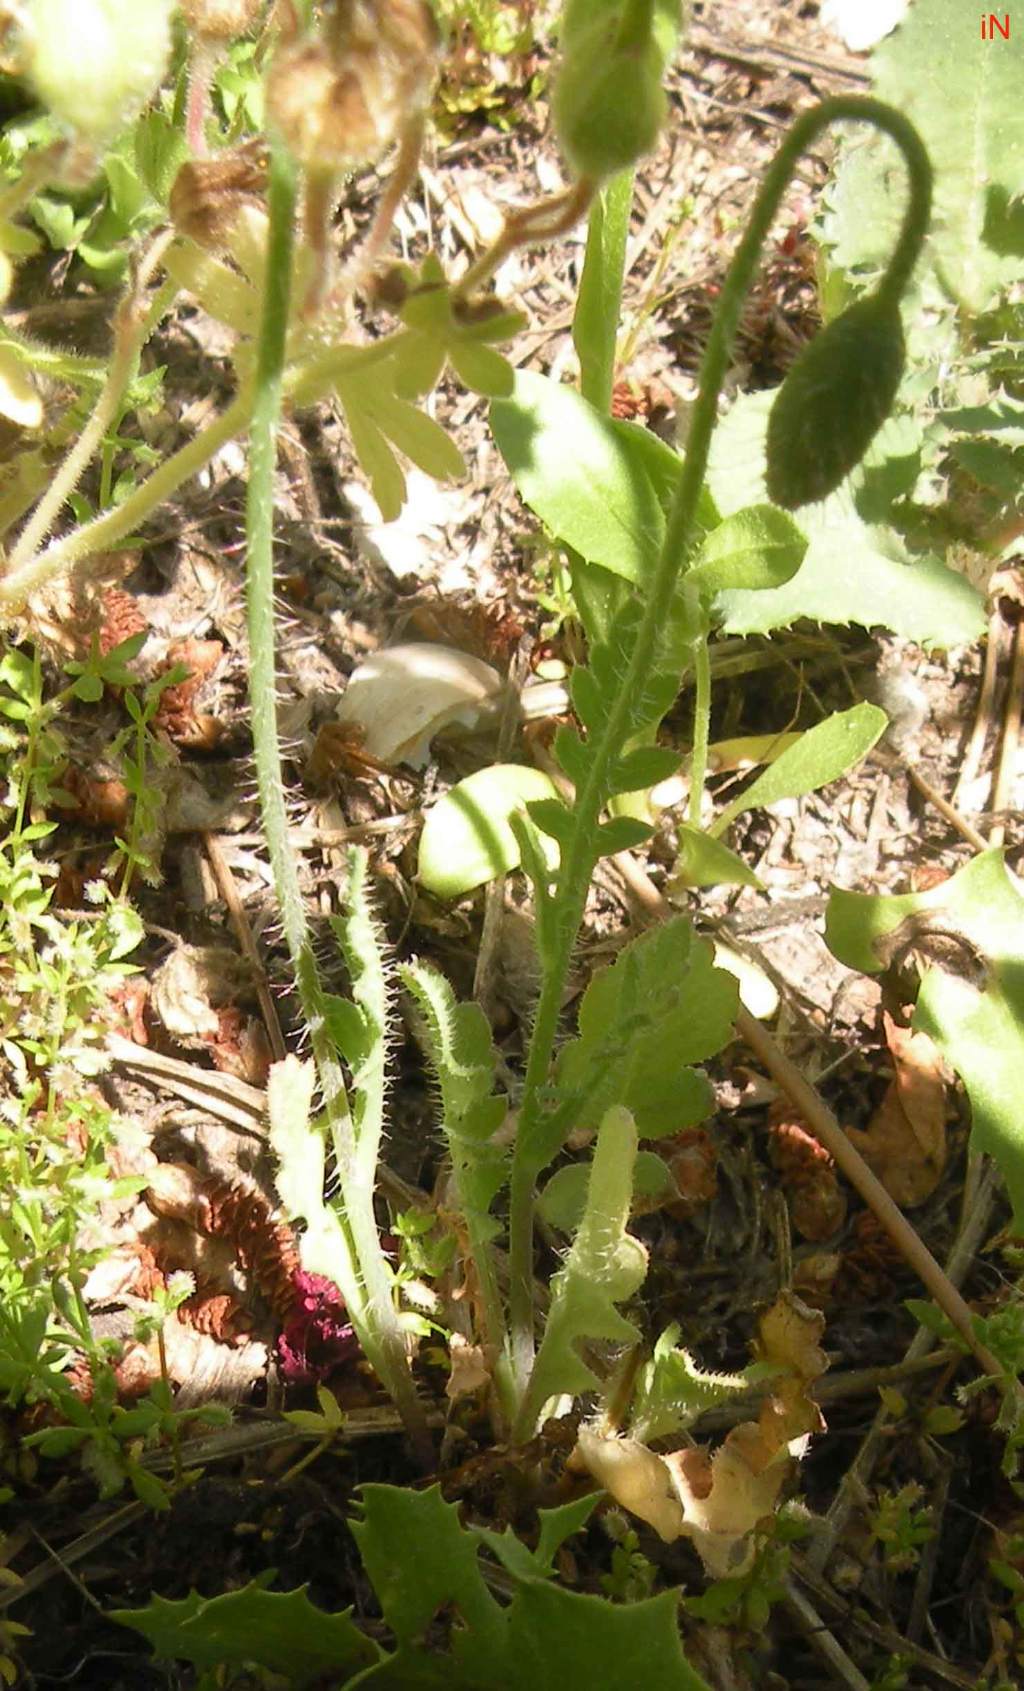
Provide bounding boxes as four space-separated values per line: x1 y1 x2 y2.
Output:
491 369 716 584
710 702 888 838
766 295 906 509
825 850 1024 1229
418 764 560 897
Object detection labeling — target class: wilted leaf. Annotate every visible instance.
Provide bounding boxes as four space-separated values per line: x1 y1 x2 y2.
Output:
846 1012 947 1206
575 1427 685 1543
337 643 503 768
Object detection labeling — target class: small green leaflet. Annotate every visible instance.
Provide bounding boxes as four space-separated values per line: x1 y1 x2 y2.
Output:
709 702 888 839
688 502 807 598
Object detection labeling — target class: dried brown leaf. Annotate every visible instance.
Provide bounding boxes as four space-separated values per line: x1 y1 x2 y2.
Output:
846 1012 947 1207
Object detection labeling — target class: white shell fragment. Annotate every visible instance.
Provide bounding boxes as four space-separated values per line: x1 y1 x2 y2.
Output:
0 344 42 429
336 642 504 768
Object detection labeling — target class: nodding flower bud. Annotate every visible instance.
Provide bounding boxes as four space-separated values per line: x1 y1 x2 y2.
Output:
24 0 173 144
266 0 438 172
179 0 262 40
552 1 668 181
169 144 267 251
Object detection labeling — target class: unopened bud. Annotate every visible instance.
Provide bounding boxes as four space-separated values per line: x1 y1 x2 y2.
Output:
169 144 267 251
267 0 438 172
553 2 667 181
179 0 262 40
267 39 381 171
25 0 173 144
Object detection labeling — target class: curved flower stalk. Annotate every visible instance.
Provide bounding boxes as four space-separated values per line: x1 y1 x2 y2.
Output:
504 94 932 1417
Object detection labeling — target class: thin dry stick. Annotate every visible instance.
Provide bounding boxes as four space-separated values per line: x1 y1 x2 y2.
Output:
989 614 1024 849
808 1159 1001 1575
793 1553 979 1691
874 749 990 854
953 607 1003 810
782 1580 871 1691
202 831 287 1062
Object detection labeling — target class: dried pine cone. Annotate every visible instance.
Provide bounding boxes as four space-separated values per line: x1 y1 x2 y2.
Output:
769 1114 847 1242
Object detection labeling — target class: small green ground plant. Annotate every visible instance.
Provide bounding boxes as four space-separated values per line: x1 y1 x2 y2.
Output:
0 0 1022 1682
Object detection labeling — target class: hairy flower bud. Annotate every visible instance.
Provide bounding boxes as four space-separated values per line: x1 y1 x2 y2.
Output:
766 295 906 509
266 0 438 171
553 3 667 180
267 39 380 170
169 144 267 251
179 0 262 39
24 0 173 143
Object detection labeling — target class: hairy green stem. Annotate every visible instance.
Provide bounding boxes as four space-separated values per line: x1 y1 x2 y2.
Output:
688 614 711 830
507 94 933 1421
0 325 412 615
0 389 251 610
247 139 429 1459
7 276 178 573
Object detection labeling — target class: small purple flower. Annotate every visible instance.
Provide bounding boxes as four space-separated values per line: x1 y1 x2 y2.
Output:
277 1270 359 1384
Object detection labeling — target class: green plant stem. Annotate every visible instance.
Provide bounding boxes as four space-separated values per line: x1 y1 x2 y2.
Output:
506 94 933 1424
575 169 633 412
0 329 411 616
688 622 711 831
246 137 429 1461
0 388 249 610
6 275 178 573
